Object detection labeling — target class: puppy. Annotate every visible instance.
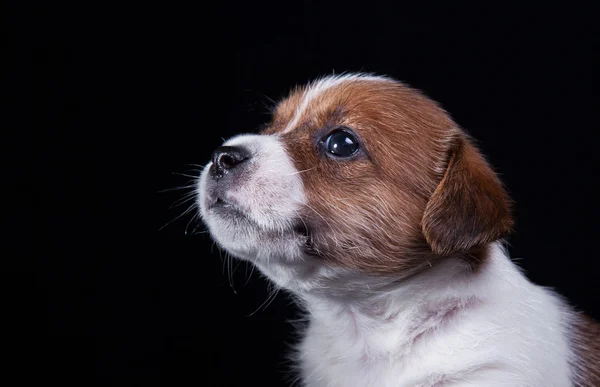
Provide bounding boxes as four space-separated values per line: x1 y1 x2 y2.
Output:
197 74 599 386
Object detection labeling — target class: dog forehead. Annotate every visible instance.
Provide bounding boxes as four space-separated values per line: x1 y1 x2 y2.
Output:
267 74 454 141
267 75 392 133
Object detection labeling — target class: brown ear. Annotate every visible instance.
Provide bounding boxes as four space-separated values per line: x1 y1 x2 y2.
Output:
422 135 513 255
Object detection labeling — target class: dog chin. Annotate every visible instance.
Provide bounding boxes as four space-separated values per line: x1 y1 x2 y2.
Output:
206 215 304 260
200 193 308 264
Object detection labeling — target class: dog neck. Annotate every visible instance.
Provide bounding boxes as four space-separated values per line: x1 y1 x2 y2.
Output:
293 241 537 357
294 242 575 387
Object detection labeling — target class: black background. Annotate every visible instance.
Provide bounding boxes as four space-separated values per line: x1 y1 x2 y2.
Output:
8 1 599 386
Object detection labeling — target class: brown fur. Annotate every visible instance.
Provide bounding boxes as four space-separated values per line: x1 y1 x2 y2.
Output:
571 314 600 386
423 136 513 256
261 76 512 275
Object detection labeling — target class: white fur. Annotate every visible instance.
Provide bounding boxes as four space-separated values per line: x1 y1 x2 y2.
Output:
217 134 305 230
198 134 307 262
283 74 389 133
298 243 574 387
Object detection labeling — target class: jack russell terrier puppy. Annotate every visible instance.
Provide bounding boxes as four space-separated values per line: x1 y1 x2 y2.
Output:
197 74 599 386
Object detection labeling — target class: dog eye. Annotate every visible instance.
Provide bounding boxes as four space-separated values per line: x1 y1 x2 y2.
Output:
324 129 359 158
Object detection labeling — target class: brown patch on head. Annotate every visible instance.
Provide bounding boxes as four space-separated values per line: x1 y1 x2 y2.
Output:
261 74 513 276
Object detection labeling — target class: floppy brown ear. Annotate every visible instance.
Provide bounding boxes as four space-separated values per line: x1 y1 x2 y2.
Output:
422 135 513 255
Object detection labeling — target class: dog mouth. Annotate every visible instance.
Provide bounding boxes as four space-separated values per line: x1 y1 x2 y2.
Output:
293 221 310 239
293 221 321 257
212 197 231 209
206 193 320 256
206 195 249 219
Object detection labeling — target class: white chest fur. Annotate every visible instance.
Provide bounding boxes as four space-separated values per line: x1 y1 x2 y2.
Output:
296 243 573 387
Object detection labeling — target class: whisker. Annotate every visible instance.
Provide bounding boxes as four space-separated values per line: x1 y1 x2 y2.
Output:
188 221 207 236
184 212 200 236
157 184 196 193
247 285 280 316
158 203 197 231
243 262 256 287
172 172 199 179
287 166 317 176
259 92 277 105
226 250 237 294
169 192 196 210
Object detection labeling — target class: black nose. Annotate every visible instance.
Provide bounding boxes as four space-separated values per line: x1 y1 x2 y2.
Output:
210 146 250 179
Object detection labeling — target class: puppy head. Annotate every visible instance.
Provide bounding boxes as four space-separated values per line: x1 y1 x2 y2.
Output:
198 74 512 292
